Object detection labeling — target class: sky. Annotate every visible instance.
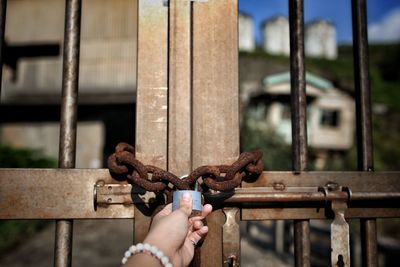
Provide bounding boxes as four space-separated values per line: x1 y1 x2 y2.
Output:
239 0 400 44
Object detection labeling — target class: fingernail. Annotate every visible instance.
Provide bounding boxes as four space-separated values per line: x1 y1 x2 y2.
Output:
182 192 191 202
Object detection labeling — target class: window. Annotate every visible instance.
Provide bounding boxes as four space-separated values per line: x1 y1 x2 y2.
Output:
320 109 340 127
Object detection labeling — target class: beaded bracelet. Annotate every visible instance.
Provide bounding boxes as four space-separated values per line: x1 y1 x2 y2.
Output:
121 242 172 267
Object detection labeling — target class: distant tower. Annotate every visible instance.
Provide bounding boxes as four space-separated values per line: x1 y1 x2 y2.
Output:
239 12 255 52
305 20 337 60
262 16 290 56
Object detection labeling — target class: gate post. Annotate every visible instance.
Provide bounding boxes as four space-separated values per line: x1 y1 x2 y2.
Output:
192 1 239 266
135 0 168 243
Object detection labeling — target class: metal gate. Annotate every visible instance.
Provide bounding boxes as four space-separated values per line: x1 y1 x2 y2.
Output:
0 0 399 267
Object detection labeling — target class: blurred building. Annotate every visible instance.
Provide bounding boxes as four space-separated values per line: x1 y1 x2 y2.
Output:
261 16 290 56
239 12 256 52
0 0 138 167
305 20 337 60
246 72 354 169
260 16 337 60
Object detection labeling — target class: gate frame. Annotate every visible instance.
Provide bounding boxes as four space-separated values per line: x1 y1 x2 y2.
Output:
0 1 399 267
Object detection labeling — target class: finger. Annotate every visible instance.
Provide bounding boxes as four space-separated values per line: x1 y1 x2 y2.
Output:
187 226 209 246
202 204 213 217
152 203 173 222
163 203 172 213
179 192 193 217
154 203 172 217
190 204 213 221
193 220 203 230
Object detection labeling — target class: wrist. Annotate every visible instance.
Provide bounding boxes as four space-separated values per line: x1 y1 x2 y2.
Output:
144 235 175 259
122 243 172 267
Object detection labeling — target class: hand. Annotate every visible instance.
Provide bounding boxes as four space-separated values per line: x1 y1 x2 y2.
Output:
144 193 213 267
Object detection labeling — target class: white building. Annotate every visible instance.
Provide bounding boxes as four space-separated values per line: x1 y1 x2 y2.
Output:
247 72 354 158
305 20 337 60
239 12 255 52
261 16 290 56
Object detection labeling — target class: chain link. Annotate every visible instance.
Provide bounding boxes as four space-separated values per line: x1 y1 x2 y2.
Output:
108 142 263 193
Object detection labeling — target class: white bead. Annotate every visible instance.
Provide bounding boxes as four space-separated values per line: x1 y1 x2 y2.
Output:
129 245 137 253
144 243 151 251
155 250 164 259
150 245 158 255
161 255 169 265
121 243 170 267
124 251 131 258
136 243 144 251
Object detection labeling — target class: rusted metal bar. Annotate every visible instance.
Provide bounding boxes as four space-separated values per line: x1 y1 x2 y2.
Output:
1 170 399 219
352 0 377 266
96 185 400 205
244 171 400 191
352 0 373 172
55 0 81 266
192 1 239 266
168 0 192 177
361 220 378 267
218 191 344 203
289 0 307 171
0 169 134 219
242 207 400 221
135 0 168 243
242 171 400 219
0 0 6 99
289 0 310 265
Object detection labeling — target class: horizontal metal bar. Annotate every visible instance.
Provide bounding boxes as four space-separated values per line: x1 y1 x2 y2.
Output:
96 185 400 205
211 190 400 203
0 169 399 219
0 169 133 219
244 171 400 192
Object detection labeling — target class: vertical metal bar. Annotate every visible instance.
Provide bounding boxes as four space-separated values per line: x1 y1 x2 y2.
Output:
135 0 168 243
192 1 239 266
351 0 377 266
168 0 192 176
0 0 6 100
288 0 310 266
54 0 81 266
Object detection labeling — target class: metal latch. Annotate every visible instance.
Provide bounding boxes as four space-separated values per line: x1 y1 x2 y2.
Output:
93 181 162 211
94 181 133 209
222 207 240 267
331 200 350 267
318 184 351 267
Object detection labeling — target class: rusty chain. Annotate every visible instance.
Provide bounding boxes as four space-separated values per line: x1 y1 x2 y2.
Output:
108 142 264 194
108 143 263 267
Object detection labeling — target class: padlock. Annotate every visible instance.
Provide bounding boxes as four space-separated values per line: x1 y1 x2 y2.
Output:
172 181 202 216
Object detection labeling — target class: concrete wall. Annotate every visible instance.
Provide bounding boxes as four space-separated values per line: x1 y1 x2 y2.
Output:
262 16 290 56
239 13 255 52
0 121 104 168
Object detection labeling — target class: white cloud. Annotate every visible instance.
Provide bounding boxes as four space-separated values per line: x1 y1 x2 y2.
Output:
369 8 400 43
